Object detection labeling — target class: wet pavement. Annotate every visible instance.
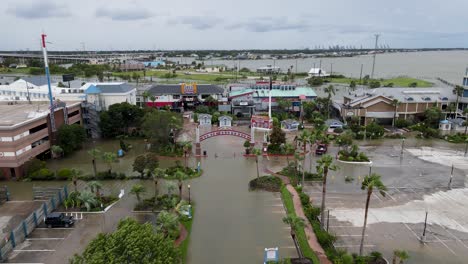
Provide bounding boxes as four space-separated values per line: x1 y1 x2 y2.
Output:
303 140 468 264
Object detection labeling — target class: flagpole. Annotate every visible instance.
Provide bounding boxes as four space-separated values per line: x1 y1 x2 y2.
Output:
268 76 272 120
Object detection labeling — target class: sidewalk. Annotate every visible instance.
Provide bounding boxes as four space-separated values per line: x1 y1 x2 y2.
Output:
266 166 331 264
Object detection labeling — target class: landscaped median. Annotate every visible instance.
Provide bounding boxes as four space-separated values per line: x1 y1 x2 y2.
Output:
281 185 321 264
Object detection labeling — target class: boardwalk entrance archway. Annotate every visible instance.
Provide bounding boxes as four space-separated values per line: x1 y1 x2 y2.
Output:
195 127 255 156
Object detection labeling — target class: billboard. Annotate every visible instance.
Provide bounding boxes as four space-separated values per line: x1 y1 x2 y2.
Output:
181 83 197 94
251 115 273 130
62 74 75 82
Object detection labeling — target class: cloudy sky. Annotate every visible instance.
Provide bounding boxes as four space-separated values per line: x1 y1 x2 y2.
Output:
2 0 468 51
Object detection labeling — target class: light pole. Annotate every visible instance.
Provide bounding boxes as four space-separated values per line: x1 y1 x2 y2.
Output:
188 184 191 204
464 138 468 157
401 138 405 157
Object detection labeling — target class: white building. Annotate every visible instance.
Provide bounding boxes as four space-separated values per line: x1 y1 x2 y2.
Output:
83 82 136 111
307 68 330 78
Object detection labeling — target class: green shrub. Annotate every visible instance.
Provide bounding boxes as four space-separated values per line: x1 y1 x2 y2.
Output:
30 168 55 180
96 171 126 180
56 168 72 180
369 81 381 88
249 176 282 192
299 192 310 207
304 205 321 220
333 127 344 133
395 118 411 128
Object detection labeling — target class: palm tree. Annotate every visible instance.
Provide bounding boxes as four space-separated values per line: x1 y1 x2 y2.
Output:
298 130 310 154
142 91 151 107
391 99 400 128
88 148 101 178
78 191 98 212
324 85 336 119
153 168 166 198
130 184 146 203
156 210 179 238
463 108 468 135
453 85 464 115
174 170 189 199
88 181 103 198
101 152 117 174
392 250 409 264
284 143 295 166
307 131 317 173
252 148 262 179
294 152 305 185
51 145 63 159
70 168 81 193
180 141 192 168
317 154 338 228
360 173 387 256
282 214 305 232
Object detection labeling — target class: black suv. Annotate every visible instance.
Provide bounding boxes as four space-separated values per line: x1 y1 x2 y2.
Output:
45 212 74 228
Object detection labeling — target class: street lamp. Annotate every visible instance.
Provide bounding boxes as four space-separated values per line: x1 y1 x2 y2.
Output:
401 138 405 157
188 184 191 204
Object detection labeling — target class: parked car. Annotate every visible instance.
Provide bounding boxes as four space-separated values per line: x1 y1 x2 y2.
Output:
315 144 328 155
45 212 74 228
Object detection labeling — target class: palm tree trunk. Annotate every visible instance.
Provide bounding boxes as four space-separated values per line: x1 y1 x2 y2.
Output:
92 159 97 178
154 180 158 199
360 190 372 256
309 144 314 173
302 159 306 186
73 180 77 193
178 181 183 198
320 167 328 228
256 157 259 179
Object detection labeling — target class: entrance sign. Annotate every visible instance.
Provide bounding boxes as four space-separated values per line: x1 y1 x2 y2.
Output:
181 83 197 94
199 129 251 142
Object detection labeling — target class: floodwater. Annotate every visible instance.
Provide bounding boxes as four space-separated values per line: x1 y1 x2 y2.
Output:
169 50 468 83
2 132 297 263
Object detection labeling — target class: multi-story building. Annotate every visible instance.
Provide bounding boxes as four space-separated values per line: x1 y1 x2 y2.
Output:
338 87 456 125
0 102 82 179
146 83 224 110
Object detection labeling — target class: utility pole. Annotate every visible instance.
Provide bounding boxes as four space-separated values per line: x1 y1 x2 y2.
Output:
359 64 363 84
370 34 380 79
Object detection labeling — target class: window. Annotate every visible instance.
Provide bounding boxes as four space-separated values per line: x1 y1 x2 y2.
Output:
29 123 48 134
68 110 80 118
406 97 414 101
173 95 180 99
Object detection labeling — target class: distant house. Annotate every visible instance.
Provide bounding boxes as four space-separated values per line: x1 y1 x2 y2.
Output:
203 65 228 73
218 116 232 127
84 82 136 111
325 119 344 129
143 61 165 68
199 114 212 126
257 65 281 74
308 68 330 78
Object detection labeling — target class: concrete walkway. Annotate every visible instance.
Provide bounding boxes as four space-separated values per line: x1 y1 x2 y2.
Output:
266 167 331 264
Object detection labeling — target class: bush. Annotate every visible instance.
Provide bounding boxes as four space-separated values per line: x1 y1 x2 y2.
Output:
56 168 72 180
299 192 310 207
395 118 411 128
369 81 381 88
96 171 126 180
333 127 344 133
249 176 282 192
30 168 55 180
304 205 321 220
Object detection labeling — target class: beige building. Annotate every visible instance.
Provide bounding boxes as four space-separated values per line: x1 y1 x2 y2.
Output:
0 102 82 179
338 88 456 125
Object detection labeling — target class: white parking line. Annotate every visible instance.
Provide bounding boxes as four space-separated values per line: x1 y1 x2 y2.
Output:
334 244 375 248
13 249 56 252
434 234 457 256
35 228 72 230
26 238 64 241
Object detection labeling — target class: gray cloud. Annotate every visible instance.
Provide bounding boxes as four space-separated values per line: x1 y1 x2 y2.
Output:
96 7 153 21
168 16 223 30
7 1 70 19
226 17 309 32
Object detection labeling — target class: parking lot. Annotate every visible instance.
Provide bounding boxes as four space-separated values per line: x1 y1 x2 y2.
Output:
5 213 84 264
304 144 468 264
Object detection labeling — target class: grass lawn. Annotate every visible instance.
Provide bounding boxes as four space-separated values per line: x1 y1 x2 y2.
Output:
180 205 194 263
281 185 319 264
0 67 33 74
112 70 239 83
328 76 433 87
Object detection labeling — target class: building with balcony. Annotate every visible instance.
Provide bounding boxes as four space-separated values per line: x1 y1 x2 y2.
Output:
0 102 82 179
338 87 456 125
146 83 224 110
